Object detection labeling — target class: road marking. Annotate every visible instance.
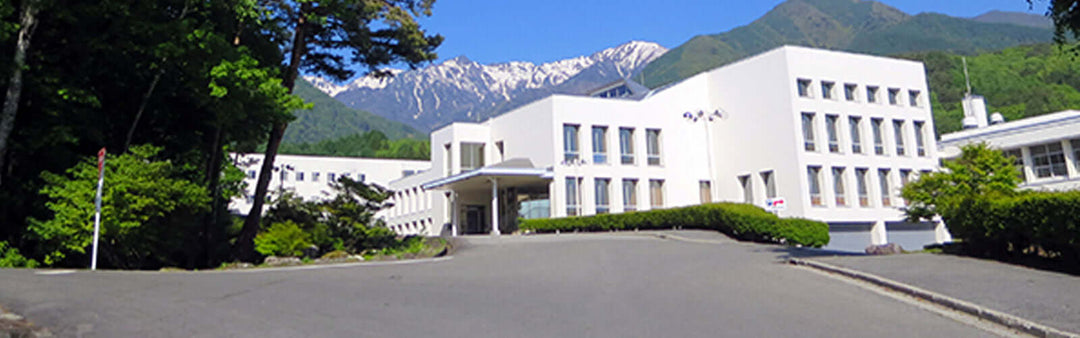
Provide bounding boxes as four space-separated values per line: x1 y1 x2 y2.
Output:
792 265 1033 337
35 270 77 275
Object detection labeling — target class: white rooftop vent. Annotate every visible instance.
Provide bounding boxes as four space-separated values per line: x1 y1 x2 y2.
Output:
962 116 979 129
989 112 1005 125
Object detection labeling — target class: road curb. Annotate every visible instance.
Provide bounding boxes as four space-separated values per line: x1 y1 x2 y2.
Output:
789 258 1078 338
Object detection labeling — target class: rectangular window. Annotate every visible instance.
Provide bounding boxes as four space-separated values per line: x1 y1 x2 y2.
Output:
826 114 840 153
1073 139 1080 172
646 129 662 166
872 118 885 155
1030 142 1068 179
866 86 879 103
622 179 637 211
762 171 776 199
844 83 857 101
893 120 906 156
649 179 664 208
444 143 452 174
821 81 835 100
900 169 912 206
856 168 869 207
879 169 892 207
595 178 610 214
280 170 288 181
566 177 580 216
247 170 256 179
461 142 485 171
850 116 863 154
888 88 901 105
296 172 305 182
808 166 823 206
699 180 712 204
802 112 816 152
312 172 320 182
739 175 753 203
563 124 580 163
1004 149 1026 181
914 121 927 157
797 79 812 97
592 126 608 164
619 127 635 165
909 90 921 107
328 173 336 182
832 167 846 207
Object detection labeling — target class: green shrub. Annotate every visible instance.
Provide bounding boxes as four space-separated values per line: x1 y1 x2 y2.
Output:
0 241 39 268
254 221 312 257
319 250 351 260
520 203 830 248
945 191 1080 263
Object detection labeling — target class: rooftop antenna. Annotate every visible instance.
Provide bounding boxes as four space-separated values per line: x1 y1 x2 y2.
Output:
962 57 972 96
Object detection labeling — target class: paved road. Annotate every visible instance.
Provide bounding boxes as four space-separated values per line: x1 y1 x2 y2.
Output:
815 253 1080 334
1 232 993 337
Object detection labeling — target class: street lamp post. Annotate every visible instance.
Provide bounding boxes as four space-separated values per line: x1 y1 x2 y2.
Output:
683 110 724 203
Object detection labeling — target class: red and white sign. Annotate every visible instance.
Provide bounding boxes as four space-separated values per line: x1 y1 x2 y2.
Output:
765 197 786 211
97 148 106 174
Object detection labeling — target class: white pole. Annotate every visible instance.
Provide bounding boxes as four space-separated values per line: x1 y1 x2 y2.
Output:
91 153 105 271
490 178 500 236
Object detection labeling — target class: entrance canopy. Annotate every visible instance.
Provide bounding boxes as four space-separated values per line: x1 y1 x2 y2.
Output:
422 158 553 192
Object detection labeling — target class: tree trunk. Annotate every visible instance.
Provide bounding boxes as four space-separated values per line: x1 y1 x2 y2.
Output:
123 69 165 152
234 3 309 261
0 0 40 188
203 125 224 267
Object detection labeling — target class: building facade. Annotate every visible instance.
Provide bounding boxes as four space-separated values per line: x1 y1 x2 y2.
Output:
384 46 950 252
229 153 430 217
939 109 1080 192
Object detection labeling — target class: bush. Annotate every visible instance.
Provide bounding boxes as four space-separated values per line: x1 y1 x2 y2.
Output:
0 241 39 268
254 221 312 257
520 203 829 248
946 191 1080 263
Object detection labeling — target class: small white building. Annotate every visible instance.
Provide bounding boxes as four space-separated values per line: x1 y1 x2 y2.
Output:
939 101 1080 192
384 45 950 252
229 153 430 217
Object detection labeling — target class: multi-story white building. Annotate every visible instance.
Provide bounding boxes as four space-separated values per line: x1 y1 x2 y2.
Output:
229 153 429 216
384 45 949 252
939 103 1080 192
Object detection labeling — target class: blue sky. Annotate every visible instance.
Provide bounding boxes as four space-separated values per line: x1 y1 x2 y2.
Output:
407 0 1043 66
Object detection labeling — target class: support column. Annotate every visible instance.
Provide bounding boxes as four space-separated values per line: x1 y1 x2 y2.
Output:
871 220 888 245
450 192 459 237
490 178 501 236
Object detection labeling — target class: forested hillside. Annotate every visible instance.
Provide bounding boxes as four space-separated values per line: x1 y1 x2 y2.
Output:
286 80 421 144
900 43 1080 136
640 0 1052 88
279 130 430 160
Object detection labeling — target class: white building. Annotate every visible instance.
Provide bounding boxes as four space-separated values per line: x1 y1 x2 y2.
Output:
939 102 1080 192
384 45 950 252
230 153 430 217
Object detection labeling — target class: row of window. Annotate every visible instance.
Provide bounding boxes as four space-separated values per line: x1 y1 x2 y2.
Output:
391 218 432 235
564 124 662 166
390 186 429 217
805 166 928 208
797 78 922 107
247 170 367 183
565 177 673 216
802 113 928 157
1003 139 1080 182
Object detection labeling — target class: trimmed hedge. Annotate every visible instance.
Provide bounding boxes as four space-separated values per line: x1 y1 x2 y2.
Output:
520 203 829 248
946 191 1080 263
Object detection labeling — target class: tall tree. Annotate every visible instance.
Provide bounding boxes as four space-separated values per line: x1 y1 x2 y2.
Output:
235 0 442 261
0 0 40 188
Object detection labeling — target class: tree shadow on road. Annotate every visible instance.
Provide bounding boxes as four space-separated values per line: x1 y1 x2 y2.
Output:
754 245 865 261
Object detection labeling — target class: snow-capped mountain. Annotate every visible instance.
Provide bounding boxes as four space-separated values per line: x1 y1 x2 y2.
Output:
306 41 668 131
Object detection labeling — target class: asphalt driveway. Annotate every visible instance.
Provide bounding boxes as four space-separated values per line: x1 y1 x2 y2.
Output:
1 231 991 337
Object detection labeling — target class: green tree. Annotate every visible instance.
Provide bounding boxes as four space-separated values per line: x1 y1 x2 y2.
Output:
0 240 38 268
1029 0 1080 46
901 143 1021 222
29 145 210 269
238 0 442 262
254 221 312 257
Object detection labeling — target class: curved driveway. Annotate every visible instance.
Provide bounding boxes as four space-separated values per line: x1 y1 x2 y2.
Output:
1 232 991 337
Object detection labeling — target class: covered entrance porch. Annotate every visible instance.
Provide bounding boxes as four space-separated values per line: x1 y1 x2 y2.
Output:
423 159 553 236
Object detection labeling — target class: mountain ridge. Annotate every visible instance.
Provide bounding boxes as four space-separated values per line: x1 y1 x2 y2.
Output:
307 41 668 131
639 0 1054 88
